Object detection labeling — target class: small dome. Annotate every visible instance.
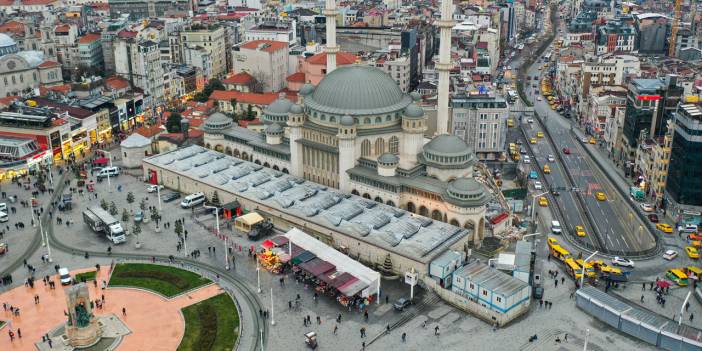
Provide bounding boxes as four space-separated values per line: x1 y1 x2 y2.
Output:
264 94 293 115
0 33 16 48
299 83 315 96
204 112 233 132
266 122 284 134
340 115 355 126
290 104 303 114
423 134 475 168
377 153 399 165
410 92 421 101
447 177 488 204
403 104 424 119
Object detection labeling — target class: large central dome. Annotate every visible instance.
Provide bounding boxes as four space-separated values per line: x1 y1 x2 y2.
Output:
304 65 412 116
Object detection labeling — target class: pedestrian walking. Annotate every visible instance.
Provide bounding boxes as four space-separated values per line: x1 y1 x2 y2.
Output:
690 313 694 322
686 302 690 311
402 332 407 342
333 324 338 335
555 279 558 287
122 307 126 316
640 295 644 303
642 282 646 291
564 333 568 342
435 325 440 336
316 316 321 325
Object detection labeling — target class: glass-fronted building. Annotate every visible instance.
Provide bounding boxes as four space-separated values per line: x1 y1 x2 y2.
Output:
667 103 702 207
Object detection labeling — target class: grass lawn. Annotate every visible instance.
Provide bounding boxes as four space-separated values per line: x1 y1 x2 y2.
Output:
75 271 97 282
178 293 239 351
0 320 4 328
108 263 210 297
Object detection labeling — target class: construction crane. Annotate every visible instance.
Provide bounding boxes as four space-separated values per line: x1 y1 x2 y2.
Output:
669 0 682 57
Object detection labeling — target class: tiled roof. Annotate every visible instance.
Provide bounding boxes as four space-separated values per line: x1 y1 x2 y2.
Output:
78 32 101 44
38 60 60 68
135 124 164 138
0 21 25 36
209 90 282 105
22 0 57 5
306 51 356 65
222 72 253 85
239 40 288 53
0 95 19 108
105 76 130 90
117 30 137 38
286 72 305 82
54 24 70 33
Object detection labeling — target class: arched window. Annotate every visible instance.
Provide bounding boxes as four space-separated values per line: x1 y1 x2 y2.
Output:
389 136 399 154
361 139 371 157
386 115 392 121
329 116 336 123
375 117 381 123
374 138 384 155
364 117 371 124
320 115 326 121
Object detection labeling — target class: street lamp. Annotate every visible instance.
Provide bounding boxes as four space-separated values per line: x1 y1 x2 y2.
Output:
580 251 598 288
531 191 549 221
270 287 275 326
522 232 541 241
96 149 113 192
256 255 261 293
679 291 692 326
203 204 227 270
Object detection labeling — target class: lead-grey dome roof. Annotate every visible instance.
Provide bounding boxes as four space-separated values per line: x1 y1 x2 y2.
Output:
403 104 424 118
422 134 476 169
340 115 355 126
264 95 293 115
266 122 283 134
299 83 315 96
377 153 399 165
304 65 412 115
0 33 16 48
290 104 303 114
204 112 233 131
446 177 490 206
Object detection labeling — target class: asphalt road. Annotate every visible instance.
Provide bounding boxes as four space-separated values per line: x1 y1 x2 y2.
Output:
522 53 656 255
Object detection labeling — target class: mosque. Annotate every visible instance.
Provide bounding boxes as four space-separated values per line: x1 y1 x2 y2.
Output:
201 0 492 236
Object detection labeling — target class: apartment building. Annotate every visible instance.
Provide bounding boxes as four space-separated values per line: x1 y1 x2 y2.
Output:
181 24 227 78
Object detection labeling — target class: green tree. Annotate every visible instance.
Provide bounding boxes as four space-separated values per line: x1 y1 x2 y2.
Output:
122 208 129 223
132 222 142 243
139 198 147 212
166 112 183 133
229 99 238 121
126 192 135 211
109 201 118 216
100 199 108 211
174 220 183 237
211 191 220 206
192 79 225 102
150 207 161 226
246 104 255 120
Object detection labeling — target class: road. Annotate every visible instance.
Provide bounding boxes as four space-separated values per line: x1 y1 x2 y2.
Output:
519 50 656 256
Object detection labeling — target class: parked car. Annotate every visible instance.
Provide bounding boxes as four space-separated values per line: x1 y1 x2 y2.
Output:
547 154 555 162
134 210 144 223
59 267 72 285
663 250 678 261
686 246 700 259
575 225 586 237
533 181 543 190
393 298 411 311
647 214 659 223
529 170 538 179
656 223 673 233
162 192 181 203
640 203 655 212
562 147 571 154
612 257 634 268
146 185 164 193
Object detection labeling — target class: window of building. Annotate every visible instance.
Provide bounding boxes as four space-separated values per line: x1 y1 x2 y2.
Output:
482 290 488 296
361 139 371 157
496 296 502 303
389 136 399 154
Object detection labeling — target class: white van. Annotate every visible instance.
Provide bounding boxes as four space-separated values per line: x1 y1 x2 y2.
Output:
58 267 72 285
96 166 120 179
551 220 562 234
0 211 7 223
180 192 206 208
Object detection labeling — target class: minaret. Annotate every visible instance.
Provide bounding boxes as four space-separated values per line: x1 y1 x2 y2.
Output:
436 0 454 135
324 0 339 73
337 115 356 192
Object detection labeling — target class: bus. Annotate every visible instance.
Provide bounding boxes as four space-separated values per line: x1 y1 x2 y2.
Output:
564 258 583 279
549 244 571 262
575 259 597 278
666 269 689 286
544 52 552 62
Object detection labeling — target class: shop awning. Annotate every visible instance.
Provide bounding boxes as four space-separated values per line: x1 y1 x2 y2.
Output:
338 278 368 297
291 250 316 265
318 270 340 285
93 157 109 166
300 258 336 277
222 200 240 210
331 273 357 289
270 235 289 246
261 240 275 249
236 212 264 226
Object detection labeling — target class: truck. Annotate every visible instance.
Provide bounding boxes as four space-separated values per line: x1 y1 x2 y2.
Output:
248 219 274 240
82 206 126 244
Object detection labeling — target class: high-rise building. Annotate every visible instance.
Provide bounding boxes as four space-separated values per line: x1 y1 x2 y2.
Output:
180 24 227 78
114 38 165 104
451 93 509 161
108 0 193 19
667 103 702 208
233 40 289 92
101 19 126 75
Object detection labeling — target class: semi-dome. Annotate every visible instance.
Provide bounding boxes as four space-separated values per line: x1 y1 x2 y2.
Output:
340 115 355 126
423 134 476 168
446 177 489 205
403 104 424 118
0 33 16 48
305 65 412 115
299 83 315 96
290 104 303 114
377 153 399 165
203 112 233 132
265 122 284 134
264 95 293 115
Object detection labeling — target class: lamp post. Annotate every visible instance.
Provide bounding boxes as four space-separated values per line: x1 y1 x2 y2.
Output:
97 149 113 192
256 256 261 293
531 191 549 222
522 232 541 241
156 184 162 212
204 205 226 269
580 251 598 288
679 291 692 326
583 328 590 351
270 287 275 326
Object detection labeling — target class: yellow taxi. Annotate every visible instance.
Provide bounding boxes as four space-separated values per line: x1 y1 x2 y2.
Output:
539 196 548 207
589 137 596 144
686 246 700 259
575 225 586 237
537 132 544 138
530 138 537 144
691 241 702 248
507 118 514 127
656 223 673 233
595 192 607 201
543 165 551 174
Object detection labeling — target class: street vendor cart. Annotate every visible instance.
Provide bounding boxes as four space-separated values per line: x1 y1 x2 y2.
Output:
304 332 318 349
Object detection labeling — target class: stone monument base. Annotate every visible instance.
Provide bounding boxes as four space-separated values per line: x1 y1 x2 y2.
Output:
35 314 131 351
66 319 102 348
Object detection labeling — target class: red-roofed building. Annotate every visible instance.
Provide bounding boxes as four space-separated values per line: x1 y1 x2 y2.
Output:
221 72 253 92
285 72 305 92
77 32 100 44
77 32 103 70
104 76 130 96
298 51 356 85
233 40 289 92
209 90 291 118
0 0 61 13
135 124 165 139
